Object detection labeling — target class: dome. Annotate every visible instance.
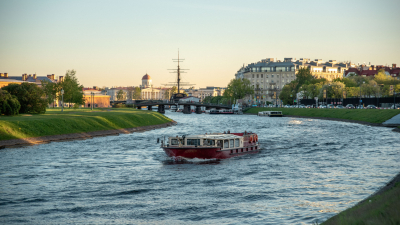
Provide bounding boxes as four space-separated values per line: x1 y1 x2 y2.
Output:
142 74 151 80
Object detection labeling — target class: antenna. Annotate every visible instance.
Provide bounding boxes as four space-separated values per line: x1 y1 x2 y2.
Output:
165 49 195 93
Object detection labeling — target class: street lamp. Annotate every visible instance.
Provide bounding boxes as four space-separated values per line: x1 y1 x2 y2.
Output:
359 81 365 108
91 92 94 110
61 89 64 112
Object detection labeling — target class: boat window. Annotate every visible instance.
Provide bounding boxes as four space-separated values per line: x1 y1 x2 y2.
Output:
187 139 200 146
224 140 229 149
203 139 215 146
235 139 239 147
229 139 234 148
171 139 179 145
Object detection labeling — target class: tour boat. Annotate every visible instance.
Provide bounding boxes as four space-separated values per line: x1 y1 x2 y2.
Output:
161 132 259 159
258 111 283 117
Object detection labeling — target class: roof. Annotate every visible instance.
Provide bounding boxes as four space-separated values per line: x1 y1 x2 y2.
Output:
184 133 243 140
0 76 55 83
142 74 151 80
360 70 377 76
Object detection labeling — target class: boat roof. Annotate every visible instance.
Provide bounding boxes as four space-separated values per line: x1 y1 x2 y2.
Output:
177 133 242 140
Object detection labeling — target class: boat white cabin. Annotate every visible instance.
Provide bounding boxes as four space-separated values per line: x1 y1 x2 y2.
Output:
167 133 244 149
258 111 283 117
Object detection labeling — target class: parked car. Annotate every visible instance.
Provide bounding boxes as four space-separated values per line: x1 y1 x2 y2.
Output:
366 105 377 109
327 104 334 108
357 105 364 109
346 104 355 109
318 105 327 108
306 105 312 108
391 104 400 109
299 104 306 108
336 105 344 109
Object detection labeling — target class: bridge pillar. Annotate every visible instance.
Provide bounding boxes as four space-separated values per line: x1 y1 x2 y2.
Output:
183 105 191 114
137 106 142 109
195 106 202 114
157 105 165 114
148 106 152 111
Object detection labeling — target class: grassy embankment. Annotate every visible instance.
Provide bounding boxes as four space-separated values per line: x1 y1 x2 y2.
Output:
322 182 400 225
245 107 400 124
0 108 172 141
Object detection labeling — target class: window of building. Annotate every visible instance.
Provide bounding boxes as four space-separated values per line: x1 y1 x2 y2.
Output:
266 75 269 78
261 74 263 78
276 66 285 71
262 67 271 72
271 75 274 78
252 74 254 78
257 74 259 78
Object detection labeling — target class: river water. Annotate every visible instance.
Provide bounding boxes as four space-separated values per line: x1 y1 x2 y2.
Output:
1 112 399 224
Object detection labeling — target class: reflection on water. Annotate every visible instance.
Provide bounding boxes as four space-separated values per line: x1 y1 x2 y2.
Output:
0 112 399 224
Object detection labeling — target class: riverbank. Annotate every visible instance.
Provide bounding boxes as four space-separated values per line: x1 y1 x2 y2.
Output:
0 108 175 148
245 107 400 126
322 173 400 224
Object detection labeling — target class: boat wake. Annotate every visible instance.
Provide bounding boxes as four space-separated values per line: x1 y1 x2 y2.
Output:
163 156 221 165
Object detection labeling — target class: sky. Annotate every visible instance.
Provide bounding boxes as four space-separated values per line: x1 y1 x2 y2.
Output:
1 0 399 89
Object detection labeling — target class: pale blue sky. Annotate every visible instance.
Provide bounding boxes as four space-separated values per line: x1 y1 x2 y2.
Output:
1 0 399 88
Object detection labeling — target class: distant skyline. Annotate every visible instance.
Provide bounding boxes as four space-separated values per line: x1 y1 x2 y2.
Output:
1 0 399 88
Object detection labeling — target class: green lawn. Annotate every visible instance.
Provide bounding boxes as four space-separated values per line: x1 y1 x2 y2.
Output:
322 182 400 225
0 108 172 141
245 108 400 124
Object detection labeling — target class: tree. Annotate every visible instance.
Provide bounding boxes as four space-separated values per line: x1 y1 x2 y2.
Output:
0 89 21 116
116 90 125 100
164 86 178 100
374 69 392 85
132 87 142 100
223 78 254 102
41 80 59 107
58 70 85 106
2 83 47 114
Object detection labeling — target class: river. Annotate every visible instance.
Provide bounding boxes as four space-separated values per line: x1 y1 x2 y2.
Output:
0 112 399 224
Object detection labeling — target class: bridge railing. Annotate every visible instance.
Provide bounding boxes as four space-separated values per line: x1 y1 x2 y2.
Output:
135 100 231 108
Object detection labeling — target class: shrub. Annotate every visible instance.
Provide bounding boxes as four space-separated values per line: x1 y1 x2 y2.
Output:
2 83 47 114
0 90 21 116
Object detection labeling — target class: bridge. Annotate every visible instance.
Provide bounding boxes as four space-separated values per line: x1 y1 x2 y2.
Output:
135 100 231 114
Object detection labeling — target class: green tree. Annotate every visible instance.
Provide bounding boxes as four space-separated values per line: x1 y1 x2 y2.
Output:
223 78 254 102
117 90 125 100
58 70 85 106
41 80 59 107
2 83 47 114
132 87 142 99
164 86 178 100
374 69 392 84
0 89 21 116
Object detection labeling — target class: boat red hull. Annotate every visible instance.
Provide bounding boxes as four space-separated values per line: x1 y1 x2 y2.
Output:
163 145 259 159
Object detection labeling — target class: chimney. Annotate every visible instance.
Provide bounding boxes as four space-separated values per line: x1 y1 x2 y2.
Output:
22 73 27 81
51 74 55 80
33 74 37 79
59 76 64 82
47 74 52 79
371 65 375 70
4 73 8 78
393 64 397 68
0 73 3 77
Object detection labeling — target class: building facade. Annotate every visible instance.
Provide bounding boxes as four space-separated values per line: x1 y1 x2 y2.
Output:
236 58 351 105
184 86 225 100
